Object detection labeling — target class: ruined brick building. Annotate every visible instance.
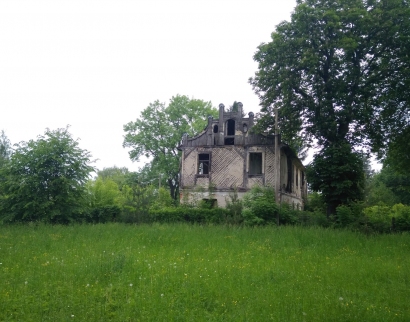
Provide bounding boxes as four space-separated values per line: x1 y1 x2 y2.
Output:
178 102 307 208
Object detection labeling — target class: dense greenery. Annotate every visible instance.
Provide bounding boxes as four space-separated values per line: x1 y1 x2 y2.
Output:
0 128 94 223
123 95 218 200
250 0 410 214
1 223 409 321
0 130 11 169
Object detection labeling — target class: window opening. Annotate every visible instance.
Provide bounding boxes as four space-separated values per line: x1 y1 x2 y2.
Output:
201 199 217 208
287 157 292 192
243 124 248 133
213 125 218 133
198 154 210 174
224 137 235 145
226 119 235 135
249 153 262 175
296 167 299 187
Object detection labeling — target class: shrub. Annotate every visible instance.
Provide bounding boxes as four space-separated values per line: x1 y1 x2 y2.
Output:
149 207 230 224
390 203 410 232
363 204 392 233
242 186 278 225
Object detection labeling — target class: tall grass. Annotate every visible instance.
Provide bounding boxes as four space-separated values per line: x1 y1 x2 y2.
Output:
0 224 409 321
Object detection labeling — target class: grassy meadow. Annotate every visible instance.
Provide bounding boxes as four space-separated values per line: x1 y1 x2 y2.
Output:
0 223 409 321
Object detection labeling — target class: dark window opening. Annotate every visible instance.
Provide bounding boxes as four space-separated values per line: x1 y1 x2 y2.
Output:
198 154 210 174
286 157 292 192
224 137 235 145
213 125 218 133
249 153 262 175
226 119 235 135
296 167 299 187
201 199 217 208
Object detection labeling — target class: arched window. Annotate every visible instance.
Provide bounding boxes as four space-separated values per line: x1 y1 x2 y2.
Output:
213 125 218 133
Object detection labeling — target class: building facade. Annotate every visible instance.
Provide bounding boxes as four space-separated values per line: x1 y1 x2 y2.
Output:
178 102 307 208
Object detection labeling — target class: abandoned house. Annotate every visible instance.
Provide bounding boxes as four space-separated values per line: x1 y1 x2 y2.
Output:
178 102 307 209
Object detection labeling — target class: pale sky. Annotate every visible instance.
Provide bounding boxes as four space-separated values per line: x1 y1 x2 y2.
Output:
1 0 298 172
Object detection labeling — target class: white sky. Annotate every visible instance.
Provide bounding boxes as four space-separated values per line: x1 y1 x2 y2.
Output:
1 0 297 172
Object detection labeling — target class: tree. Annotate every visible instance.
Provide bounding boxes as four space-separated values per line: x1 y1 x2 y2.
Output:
123 94 218 200
250 0 410 214
97 166 130 190
0 127 95 223
0 130 12 169
383 126 410 175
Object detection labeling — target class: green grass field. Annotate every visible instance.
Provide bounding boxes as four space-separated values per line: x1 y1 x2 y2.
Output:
0 224 409 321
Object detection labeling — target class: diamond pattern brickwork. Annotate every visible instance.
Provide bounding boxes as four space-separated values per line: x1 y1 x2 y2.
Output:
211 147 244 189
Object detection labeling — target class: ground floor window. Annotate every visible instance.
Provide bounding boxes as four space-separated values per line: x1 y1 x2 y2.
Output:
249 152 262 175
201 198 217 208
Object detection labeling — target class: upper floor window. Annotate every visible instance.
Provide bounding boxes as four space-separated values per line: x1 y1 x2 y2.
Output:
249 153 262 175
198 154 210 174
213 125 218 133
226 119 235 136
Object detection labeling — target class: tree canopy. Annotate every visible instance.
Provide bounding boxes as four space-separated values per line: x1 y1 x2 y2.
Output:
250 0 410 214
0 130 12 169
123 94 218 199
0 127 95 223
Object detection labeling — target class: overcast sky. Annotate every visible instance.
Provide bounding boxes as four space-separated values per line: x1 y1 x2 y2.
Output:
1 0 298 172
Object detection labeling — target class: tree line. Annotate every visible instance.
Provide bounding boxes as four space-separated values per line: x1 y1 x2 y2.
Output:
1 0 409 229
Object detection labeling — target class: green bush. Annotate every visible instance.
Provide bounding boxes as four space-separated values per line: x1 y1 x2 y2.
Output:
363 204 392 233
390 203 410 232
86 205 121 223
278 203 299 225
149 207 230 224
335 202 364 229
242 186 278 225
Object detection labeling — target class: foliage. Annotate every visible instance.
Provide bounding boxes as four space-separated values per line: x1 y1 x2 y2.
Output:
85 178 123 223
383 126 410 175
365 167 410 206
242 186 278 225
306 142 365 215
97 166 130 190
390 203 410 232
123 95 218 200
277 203 299 225
149 207 229 224
119 184 156 224
0 130 12 169
363 205 393 233
335 202 364 228
0 127 94 223
150 187 176 210
250 0 410 213
305 191 326 213
224 188 244 225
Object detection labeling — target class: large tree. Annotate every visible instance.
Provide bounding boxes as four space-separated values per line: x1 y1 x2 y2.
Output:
123 94 218 200
250 0 410 214
0 127 95 223
0 130 12 169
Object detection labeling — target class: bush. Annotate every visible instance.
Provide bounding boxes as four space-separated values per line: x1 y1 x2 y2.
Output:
149 207 230 224
390 204 410 232
335 202 364 229
86 205 121 223
242 186 278 225
363 204 392 233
